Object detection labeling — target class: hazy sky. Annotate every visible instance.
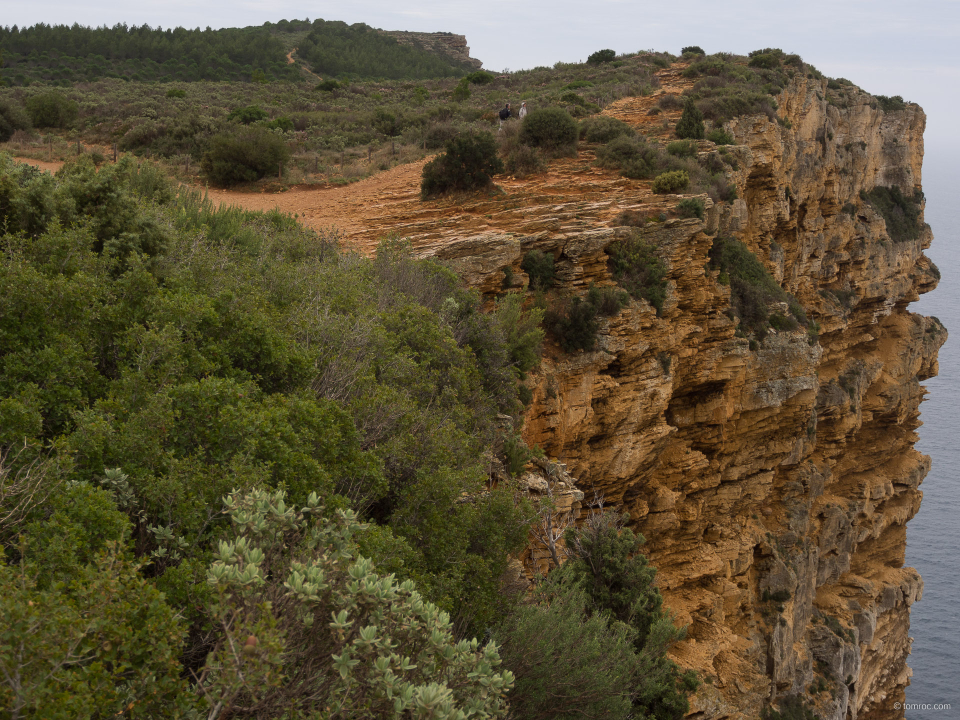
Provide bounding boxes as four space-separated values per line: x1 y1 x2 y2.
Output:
6 1 959 147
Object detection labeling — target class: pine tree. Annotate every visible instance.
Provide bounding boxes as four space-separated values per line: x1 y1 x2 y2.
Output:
675 99 705 140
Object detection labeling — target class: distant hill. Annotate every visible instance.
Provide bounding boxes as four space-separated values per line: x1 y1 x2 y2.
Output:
0 19 481 86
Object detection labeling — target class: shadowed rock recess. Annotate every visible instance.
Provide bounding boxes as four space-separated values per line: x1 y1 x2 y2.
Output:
405 73 943 719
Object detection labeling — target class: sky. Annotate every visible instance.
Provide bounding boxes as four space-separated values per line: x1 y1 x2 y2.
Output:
5 0 960 148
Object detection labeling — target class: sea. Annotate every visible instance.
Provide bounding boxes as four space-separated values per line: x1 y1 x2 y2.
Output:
903 144 960 716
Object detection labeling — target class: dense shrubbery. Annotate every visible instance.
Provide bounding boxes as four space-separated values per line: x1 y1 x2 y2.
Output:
608 232 668 315
675 99 705 139
580 115 635 143
521 249 556 290
25 91 78 128
201 126 290 186
874 94 906 113
0 98 30 141
506 144 547 177
587 49 617 65
706 127 734 145
652 170 689 194
676 197 705 219
666 139 698 158
0 156 549 713
707 235 808 338
861 185 924 243
421 130 503 197
497 512 697 719
518 107 579 157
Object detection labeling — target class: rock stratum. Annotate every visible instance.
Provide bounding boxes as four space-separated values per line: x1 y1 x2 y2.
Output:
393 72 942 719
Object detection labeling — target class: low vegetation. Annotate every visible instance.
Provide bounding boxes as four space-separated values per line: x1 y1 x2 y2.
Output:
608 232 669 315
860 185 924 243
421 129 503 197
707 235 808 339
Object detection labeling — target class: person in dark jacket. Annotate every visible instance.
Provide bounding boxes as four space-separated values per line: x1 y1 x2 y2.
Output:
498 103 511 131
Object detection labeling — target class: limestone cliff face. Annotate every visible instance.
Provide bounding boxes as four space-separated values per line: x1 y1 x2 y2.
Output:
379 31 483 69
421 75 944 719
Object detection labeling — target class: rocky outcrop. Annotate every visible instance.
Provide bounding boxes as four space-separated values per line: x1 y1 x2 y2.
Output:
379 31 483 70
413 74 943 719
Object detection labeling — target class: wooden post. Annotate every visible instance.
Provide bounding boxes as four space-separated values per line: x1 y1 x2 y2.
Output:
113 143 118 162
340 150 344 166
49 138 53 161
392 139 396 156
314 156 319 173
368 147 372 162
279 162 283 181
76 140 81 155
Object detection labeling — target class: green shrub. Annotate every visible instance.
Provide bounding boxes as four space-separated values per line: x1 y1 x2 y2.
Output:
506 144 547 177
452 78 471 102
682 46 705 55
707 235 807 336
860 185 923 242
761 695 818 720
267 116 295 132
666 140 699 158
706 127 734 145
545 296 601 352
0 98 31 141
874 94 906 113
587 285 630 316
519 107 579 156
316 79 341 91
466 70 496 85
607 233 668 315
748 53 781 70
165 87 187 98
25 91 78 128
521 249 556 290
652 170 689 194
594 135 658 179
420 130 503 198
676 198 705 220
227 105 269 124
675 99 705 139
580 116 635 143
200 488 514 719
587 49 617 65
565 80 594 90
425 122 460 149
201 126 290 187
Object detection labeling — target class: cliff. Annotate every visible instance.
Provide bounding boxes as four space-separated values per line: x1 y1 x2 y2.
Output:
420 77 942 718
284 63 942 718
379 30 483 70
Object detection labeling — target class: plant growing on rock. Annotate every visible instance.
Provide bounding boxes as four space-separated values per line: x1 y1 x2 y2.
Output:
518 107 579 157
652 170 690 194
675 99 705 139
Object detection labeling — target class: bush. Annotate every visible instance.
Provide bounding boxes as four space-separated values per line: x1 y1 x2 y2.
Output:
506 144 547 177
706 127 735 145
165 87 187 98
608 233 668 315
425 122 460 149
861 185 923 242
0 98 31 142
466 70 496 85
521 249 556 290
452 78 471 102
545 297 601 352
25 91 78 128
595 135 658 179
201 126 291 187
200 488 514 719
666 140 699 158
682 46 705 55
519 107 579 156
420 130 503 198
675 99 705 139
707 235 807 336
227 105 269 124
587 49 617 65
316 79 341 91
658 94 684 111
676 198 705 220
652 170 689 194
580 115 635 143
874 94 906 113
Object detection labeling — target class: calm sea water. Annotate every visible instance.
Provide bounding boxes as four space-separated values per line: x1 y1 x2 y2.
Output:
904 145 960 716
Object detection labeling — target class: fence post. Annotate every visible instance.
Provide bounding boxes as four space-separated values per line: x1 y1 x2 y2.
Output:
279 162 283 181
113 143 118 162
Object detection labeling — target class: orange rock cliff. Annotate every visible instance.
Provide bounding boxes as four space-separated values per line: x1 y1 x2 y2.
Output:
409 73 944 719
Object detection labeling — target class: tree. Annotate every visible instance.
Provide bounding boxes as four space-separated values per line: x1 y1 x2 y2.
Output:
587 49 617 65
197 487 514 719
675 99 705 140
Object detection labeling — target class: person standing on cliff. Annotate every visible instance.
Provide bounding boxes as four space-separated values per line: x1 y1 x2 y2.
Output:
498 102 511 131
518 102 528 119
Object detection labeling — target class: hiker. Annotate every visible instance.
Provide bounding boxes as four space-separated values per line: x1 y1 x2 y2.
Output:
498 103 511 131
518 102 528 119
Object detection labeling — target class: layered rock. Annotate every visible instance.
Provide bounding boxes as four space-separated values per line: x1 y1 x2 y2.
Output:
379 31 483 69
415 75 943 718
